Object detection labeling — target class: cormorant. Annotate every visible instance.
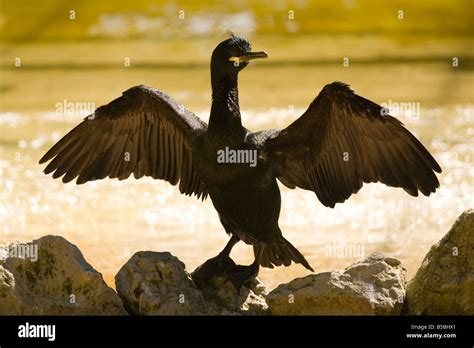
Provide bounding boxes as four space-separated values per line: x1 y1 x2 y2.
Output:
39 32 442 289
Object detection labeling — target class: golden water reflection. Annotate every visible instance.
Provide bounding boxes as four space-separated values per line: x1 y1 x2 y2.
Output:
1 103 472 290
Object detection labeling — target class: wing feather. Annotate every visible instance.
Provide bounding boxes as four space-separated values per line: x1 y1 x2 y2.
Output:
265 82 441 207
39 85 208 199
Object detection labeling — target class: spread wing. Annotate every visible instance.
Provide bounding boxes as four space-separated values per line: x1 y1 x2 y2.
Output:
39 85 208 200
265 82 442 208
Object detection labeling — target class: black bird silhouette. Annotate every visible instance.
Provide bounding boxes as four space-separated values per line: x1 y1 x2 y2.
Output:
39 32 442 289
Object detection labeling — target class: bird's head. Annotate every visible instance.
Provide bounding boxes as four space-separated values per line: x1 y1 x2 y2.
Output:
211 31 268 77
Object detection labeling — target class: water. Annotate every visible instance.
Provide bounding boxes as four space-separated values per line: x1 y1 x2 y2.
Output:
1 33 473 289
1 98 472 289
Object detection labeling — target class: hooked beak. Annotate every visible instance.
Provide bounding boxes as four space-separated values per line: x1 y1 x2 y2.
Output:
229 51 268 63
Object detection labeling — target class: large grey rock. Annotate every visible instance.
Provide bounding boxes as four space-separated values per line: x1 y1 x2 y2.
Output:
0 235 126 315
267 253 406 315
405 209 474 315
115 251 267 315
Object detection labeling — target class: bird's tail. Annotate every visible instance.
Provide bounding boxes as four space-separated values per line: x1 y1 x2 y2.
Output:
254 237 314 272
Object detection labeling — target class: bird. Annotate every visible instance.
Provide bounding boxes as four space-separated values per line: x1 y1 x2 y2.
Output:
39 32 442 290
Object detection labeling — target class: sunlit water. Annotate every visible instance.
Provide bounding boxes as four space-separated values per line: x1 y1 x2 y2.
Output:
1 103 472 290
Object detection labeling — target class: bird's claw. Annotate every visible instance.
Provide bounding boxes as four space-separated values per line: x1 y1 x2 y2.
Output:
226 264 259 291
192 254 259 291
191 253 237 288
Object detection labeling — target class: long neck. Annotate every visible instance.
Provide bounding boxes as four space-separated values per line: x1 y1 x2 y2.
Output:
208 72 243 133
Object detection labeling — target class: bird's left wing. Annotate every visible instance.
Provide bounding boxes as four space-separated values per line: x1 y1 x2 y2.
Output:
264 82 442 208
39 85 208 199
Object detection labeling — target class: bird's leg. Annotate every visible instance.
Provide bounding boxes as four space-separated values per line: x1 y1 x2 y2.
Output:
191 235 240 288
226 246 263 291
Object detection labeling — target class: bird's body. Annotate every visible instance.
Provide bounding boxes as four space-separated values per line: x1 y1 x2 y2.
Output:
193 70 281 246
40 32 441 289
194 129 281 245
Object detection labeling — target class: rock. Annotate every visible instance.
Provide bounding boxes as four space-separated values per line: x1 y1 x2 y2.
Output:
405 209 474 315
199 275 268 314
267 252 406 315
115 251 267 315
0 235 126 315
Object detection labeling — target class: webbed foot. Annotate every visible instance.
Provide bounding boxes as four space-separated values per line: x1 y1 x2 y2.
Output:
226 263 260 291
192 253 238 288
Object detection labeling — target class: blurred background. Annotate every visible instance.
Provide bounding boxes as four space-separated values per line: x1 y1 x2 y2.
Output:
0 0 472 289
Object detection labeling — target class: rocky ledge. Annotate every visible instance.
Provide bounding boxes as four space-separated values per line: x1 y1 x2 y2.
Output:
0 209 472 315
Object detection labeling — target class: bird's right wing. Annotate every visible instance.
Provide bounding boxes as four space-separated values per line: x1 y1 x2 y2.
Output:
39 85 208 200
